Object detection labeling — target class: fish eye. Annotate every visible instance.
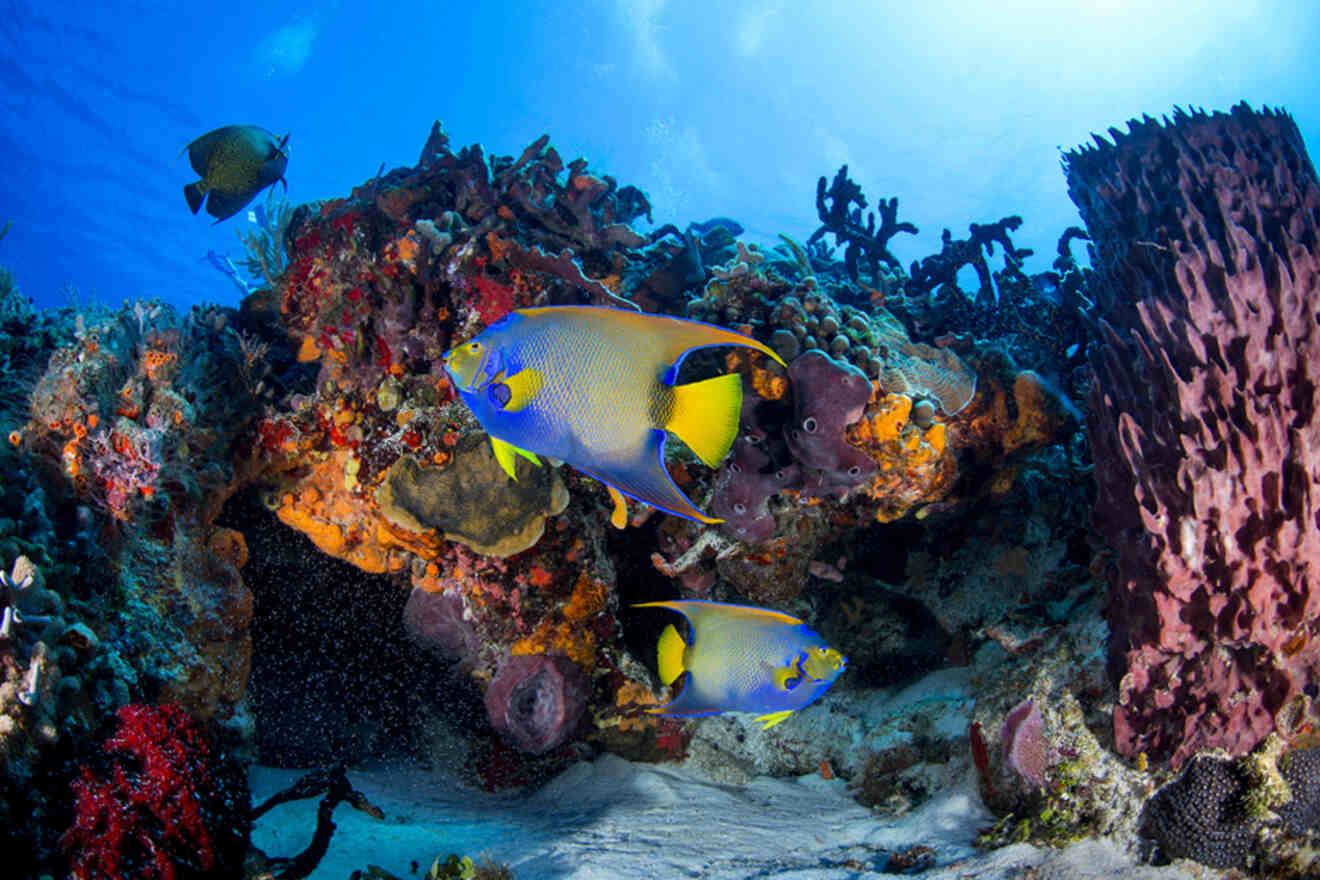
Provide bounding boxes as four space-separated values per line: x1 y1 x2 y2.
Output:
802 417 818 434
467 342 482 352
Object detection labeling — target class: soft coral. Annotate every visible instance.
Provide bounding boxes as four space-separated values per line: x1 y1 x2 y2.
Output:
62 703 249 880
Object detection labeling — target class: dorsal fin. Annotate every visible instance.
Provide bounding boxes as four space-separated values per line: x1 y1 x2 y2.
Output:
518 306 787 374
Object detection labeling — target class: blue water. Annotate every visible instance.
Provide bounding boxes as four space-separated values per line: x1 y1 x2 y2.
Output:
3 0 1318 311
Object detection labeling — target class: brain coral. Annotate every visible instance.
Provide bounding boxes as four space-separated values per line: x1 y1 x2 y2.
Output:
1140 754 1257 869
1140 746 1320 870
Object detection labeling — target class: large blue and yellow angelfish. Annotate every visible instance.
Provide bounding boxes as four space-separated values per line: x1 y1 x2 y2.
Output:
442 306 785 523
635 600 846 729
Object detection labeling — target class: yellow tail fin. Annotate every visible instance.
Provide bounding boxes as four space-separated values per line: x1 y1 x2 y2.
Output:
665 372 742 468
656 623 688 686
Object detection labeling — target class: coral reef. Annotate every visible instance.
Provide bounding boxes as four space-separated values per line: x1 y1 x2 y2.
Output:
0 111 1116 874
1068 104 1320 767
806 165 918 285
19 301 264 720
685 272 1065 550
62 702 250 880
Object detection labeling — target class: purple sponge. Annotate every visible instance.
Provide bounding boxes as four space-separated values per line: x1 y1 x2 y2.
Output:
1000 698 1047 789
402 587 481 668
713 430 800 543
785 350 877 498
485 654 590 754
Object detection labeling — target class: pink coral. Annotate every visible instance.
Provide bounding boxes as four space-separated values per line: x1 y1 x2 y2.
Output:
62 703 249 880
1068 104 1320 766
1000 698 1046 789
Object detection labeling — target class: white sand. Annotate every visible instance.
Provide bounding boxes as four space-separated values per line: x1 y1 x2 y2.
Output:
250 754 1218 879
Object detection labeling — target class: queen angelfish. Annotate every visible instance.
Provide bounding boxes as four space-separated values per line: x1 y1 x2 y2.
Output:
634 600 847 729
442 305 786 523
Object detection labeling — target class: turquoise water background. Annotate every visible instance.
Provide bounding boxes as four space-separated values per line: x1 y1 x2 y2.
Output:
3 0 1317 310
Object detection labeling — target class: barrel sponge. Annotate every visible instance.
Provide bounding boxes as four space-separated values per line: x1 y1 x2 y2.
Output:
1068 104 1320 766
484 653 590 754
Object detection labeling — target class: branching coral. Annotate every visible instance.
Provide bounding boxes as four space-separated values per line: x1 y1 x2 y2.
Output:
62 702 250 880
807 165 918 284
907 217 1034 305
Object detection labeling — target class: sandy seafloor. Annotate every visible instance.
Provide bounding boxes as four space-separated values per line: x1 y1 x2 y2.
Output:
249 755 1221 880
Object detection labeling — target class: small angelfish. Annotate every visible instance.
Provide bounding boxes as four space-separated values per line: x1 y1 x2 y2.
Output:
442 306 785 523
181 125 289 223
634 600 846 729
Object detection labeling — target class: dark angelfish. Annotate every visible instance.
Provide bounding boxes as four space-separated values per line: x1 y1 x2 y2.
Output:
181 125 289 223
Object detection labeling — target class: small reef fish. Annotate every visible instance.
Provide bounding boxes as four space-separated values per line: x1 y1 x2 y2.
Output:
181 125 289 223
688 217 745 237
442 305 786 523
634 600 847 729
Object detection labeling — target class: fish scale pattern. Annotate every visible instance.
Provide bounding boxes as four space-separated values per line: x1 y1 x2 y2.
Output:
1067 103 1320 767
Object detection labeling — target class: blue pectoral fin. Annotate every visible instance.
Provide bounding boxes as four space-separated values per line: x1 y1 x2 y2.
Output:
646 684 724 718
581 429 720 524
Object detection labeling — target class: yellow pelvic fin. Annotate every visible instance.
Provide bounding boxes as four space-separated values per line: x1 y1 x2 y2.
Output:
489 435 542 480
655 623 688 686
606 485 628 529
665 372 743 468
754 710 795 730
500 367 543 413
